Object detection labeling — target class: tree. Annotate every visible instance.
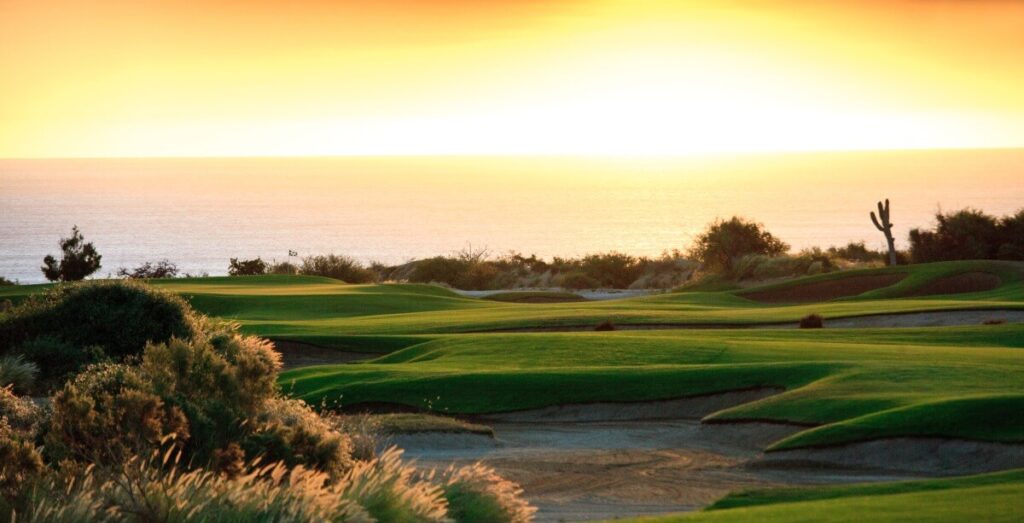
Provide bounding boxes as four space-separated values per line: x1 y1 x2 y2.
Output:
688 217 788 273
869 199 898 266
41 226 102 282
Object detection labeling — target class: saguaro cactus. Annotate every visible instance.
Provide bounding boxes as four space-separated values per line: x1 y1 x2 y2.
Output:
870 199 898 266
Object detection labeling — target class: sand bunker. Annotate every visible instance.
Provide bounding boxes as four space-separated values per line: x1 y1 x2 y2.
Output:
271 339 375 369
905 271 1003 297
759 437 1024 475
741 273 907 303
478 388 783 423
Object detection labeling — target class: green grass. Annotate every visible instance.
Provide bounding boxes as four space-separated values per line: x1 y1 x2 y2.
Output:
278 324 1024 448
5 261 1024 449
622 469 1024 522
482 290 587 303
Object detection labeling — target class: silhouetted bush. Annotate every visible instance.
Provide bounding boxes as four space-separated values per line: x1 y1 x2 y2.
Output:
689 217 788 273
594 320 616 331
0 277 14 286
409 256 471 287
228 257 267 276
0 281 202 384
799 313 824 329
827 242 886 263
909 208 1024 263
300 254 376 283
116 259 179 279
41 226 102 282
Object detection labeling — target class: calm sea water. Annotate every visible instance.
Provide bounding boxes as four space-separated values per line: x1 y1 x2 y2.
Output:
2 151 1022 284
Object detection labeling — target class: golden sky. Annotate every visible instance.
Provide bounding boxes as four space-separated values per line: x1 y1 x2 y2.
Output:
2 0 1024 157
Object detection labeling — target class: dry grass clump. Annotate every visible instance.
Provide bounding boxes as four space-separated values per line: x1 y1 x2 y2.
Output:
439 462 537 523
0 354 38 393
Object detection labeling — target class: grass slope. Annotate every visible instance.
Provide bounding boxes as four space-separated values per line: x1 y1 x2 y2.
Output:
625 469 1024 522
280 324 1024 448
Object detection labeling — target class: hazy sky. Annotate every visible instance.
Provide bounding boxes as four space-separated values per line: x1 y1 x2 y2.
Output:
3 0 1024 157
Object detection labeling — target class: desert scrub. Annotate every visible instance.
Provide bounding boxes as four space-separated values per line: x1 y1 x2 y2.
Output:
440 462 536 523
301 254 377 283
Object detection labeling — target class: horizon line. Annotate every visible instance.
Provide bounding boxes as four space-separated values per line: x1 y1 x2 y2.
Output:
3 145 1024 162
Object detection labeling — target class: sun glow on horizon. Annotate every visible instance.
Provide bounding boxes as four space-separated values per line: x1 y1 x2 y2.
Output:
3 0 1024 158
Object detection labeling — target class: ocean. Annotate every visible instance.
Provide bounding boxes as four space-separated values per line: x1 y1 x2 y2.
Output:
2 150 1022 283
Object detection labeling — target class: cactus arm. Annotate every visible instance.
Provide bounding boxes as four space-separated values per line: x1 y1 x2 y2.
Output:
871 211 885 231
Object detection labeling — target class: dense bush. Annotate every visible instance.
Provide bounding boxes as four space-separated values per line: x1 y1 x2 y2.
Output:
827 242 887 263
300 254 377 283
688 217 789 273
909 208 1024 263
228 257 268 276
116 259 179 279
0 277 14 286
0 281 202 384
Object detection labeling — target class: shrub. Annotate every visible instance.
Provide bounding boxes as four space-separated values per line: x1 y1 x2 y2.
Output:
228 257 268 276
10 336 97 390
909 208 1024 263
594 320 616 331
827 242 886 263
0 355 38 394
0 277 14 286
300 254 376 283
269 260 300 275
0 281 202 382
43 363 190 464
559 271 600 290
409 256 471 287
441 462 536 523
116 259 179 279
578 252 643 288
244 397 355 477
799 313 824 329
41 226 102 282
0 386 40 435
689 217 788 273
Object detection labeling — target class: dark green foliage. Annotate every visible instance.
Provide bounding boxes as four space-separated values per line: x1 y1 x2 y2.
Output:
116 259 179 279
409 256 473 287
688 217 789 273
0 277 14 287
909 208 1024 263
40 225 102 282
300 254 376 283
228 257 268 276
799 313 824 328
0 281 201 383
